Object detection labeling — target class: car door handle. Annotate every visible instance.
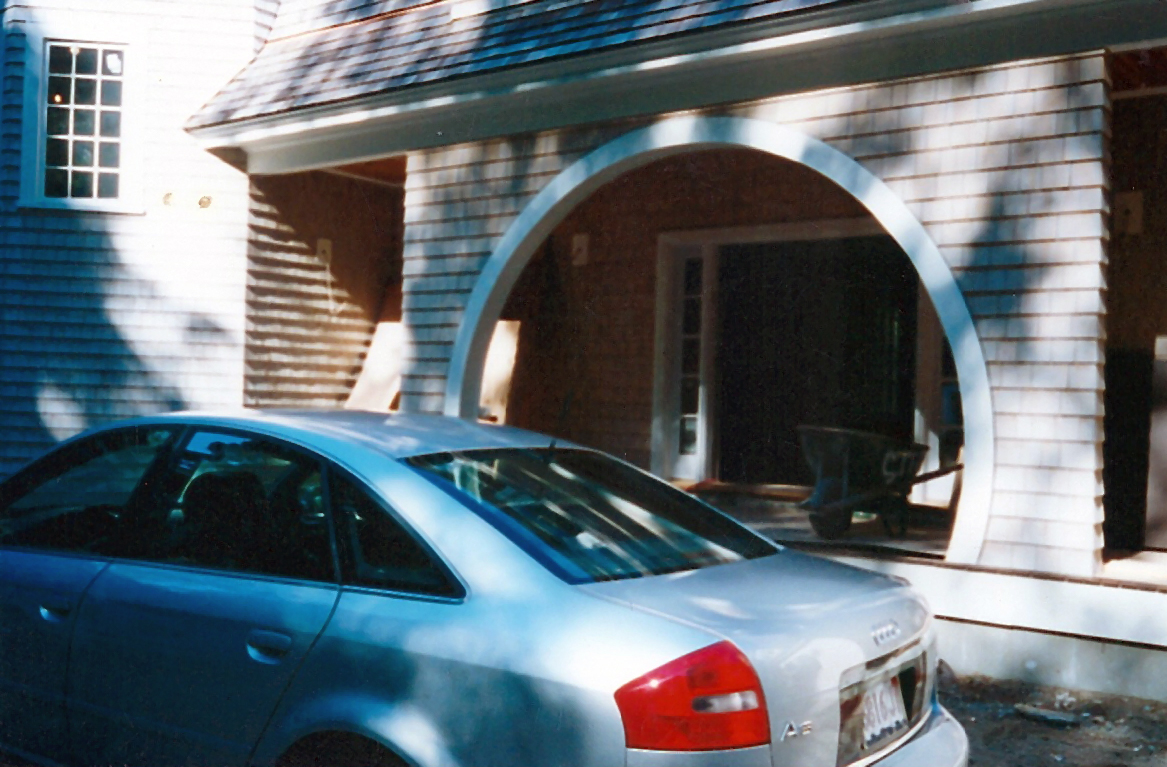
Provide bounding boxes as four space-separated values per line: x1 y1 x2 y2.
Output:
38 600 73 622
246 629 293 664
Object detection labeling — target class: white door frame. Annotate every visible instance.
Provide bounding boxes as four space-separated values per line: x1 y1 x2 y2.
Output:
650 218 888 481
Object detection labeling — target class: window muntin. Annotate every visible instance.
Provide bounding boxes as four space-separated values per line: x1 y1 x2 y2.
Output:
407 449 777 584
0 427 176 554
330 471 461 597
43 42 124 201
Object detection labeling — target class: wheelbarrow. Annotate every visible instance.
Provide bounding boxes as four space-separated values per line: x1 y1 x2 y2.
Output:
797 425 930 540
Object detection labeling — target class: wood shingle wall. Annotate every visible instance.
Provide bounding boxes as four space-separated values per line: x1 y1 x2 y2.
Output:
0 0 256 476
243 170 402 408
400 53 1110 575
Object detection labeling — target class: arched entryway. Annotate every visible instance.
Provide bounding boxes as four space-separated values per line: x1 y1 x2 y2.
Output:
443 115 994 565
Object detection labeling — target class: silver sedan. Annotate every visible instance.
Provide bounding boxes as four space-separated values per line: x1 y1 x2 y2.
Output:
0 411 968 767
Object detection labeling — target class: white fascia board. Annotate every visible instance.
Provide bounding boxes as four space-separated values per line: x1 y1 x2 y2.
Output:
190 0 1165 174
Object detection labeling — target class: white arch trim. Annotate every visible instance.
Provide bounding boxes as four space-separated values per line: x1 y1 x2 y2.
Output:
443 115 994 565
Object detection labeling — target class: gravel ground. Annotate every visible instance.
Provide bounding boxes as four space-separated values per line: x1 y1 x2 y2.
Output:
941 672 1167 766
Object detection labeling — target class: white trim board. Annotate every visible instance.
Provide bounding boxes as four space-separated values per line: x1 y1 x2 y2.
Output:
837 556 1167 650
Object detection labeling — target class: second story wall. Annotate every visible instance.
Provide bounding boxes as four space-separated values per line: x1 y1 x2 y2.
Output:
0 0 257 475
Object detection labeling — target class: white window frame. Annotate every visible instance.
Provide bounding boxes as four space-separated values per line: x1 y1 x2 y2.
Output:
650 219 886 482
18 14 145 213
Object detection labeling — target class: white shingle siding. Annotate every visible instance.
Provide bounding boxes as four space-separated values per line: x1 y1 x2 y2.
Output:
399 53 1110 576
0 0 255 476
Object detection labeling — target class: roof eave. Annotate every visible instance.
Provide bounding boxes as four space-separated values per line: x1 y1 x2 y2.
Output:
188 0 1167 175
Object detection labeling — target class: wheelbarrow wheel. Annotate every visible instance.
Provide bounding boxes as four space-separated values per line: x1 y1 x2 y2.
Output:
808 508 852 540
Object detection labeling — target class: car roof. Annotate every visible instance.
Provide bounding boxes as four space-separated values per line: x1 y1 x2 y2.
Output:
124 409 559 460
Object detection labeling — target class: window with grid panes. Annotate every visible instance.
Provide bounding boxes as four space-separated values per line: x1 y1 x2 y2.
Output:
43 43 124 200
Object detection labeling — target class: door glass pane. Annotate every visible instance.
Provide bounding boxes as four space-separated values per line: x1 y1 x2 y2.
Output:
679 416 698 456
681 338 700 375
681 377 700 414
0 427 176 553
156 432 336 581
683 258 703 296
682 297 701 334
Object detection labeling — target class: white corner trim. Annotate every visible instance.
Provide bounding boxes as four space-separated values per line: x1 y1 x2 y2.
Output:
442 115 995 566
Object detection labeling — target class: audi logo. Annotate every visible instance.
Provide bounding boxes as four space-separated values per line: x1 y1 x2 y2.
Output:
871 620 902 646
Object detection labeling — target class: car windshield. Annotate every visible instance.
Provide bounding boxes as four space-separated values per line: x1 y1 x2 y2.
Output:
406 448 777 583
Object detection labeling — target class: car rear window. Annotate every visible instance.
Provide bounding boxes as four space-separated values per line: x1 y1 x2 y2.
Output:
406 448 776 584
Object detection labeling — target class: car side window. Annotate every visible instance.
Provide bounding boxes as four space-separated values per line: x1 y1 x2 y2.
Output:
330 471 461 597
152 431 336 582
0 426 176 554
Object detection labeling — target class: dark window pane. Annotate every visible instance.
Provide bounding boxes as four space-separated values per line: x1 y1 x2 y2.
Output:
681 377 700 415
70 170 93 198
74 78 96 105
46 107 69 135
73 109 95 136
44 168 68 198
72 140 94 167
102 50 124 77
99 111 120 138
100 80 122 107
679 416 698 456
683 258 703 296
98 142 119 168
155 432 336 580
0 427 176 554
48 46 72 74
682 338 700 375
407 449 776 584
75 48 98 75
332 472 458 596
47 76 71 105
682 298 701 335
97 173 118 199
45 138 68 167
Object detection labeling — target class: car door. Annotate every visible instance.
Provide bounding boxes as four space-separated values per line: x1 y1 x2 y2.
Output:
0 425 178 763
67 428 341 767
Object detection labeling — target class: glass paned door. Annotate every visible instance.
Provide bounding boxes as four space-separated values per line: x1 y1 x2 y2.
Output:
653 243 716 482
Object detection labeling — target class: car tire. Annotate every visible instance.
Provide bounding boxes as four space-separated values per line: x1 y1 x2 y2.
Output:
277 732 406 767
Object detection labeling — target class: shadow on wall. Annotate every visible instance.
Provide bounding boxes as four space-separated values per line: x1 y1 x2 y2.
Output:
0 214 236 476
0 15 249 477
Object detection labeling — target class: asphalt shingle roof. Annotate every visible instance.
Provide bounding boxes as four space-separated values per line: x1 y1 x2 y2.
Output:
188 0 862 130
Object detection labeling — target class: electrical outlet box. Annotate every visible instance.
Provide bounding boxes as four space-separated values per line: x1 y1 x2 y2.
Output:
1115 191 1144 235
571 233 589 266
316 238 333 261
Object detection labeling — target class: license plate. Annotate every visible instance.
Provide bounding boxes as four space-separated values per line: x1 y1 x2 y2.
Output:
862 676 908 747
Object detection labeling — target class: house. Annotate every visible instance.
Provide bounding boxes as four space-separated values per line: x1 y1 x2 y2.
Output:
5 0 1167 698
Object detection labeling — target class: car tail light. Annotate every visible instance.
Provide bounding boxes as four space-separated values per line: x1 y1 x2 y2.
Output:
614 640 770 751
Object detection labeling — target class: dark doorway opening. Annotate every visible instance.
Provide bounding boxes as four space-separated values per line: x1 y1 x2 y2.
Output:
716 236 919 485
